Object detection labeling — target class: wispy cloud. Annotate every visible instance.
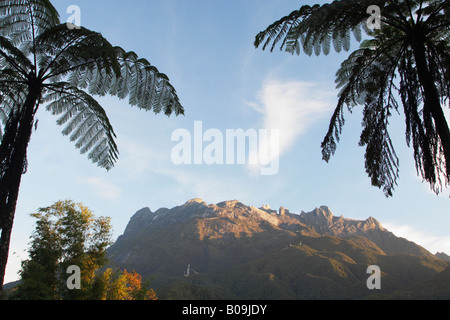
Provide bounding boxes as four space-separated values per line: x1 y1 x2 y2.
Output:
255 77 335 144
246 77 335 174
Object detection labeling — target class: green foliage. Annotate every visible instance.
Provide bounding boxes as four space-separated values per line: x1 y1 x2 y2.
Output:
0 0 184 294
90 268 157 300
255 0 450 196
14 200 157 300
15 200 112 300
153 234 450 300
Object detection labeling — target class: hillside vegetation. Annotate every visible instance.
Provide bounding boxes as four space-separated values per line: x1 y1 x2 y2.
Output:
107 199 450 300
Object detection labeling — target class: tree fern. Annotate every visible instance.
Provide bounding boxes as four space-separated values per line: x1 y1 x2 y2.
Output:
0 0 185 293
256 0 450 196
255 0 385 55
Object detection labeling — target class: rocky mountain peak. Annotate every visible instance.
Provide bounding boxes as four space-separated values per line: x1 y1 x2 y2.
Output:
319 206 333 217
279 206 288 216
123 200 389 239
365 216 384 230
116 199 438 260
296 206 387 237
107 199 450 301
259 204 277 215
436 252 450 261
123 207 153 234
299 206 334 227
216 200 243 208
136 206 152 216
185 198 207 205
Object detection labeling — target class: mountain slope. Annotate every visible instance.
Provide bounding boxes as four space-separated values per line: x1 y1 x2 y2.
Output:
385 267 450 299
297 207 434 258
107 199 449 300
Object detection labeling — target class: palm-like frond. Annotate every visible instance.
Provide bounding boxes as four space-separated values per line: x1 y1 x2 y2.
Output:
43 83 118 170
257 0 450 196
0 76 27 142
35 25 184 116
398 49 445 193
0 35 33 76
0 0 59 49
255 0 449 56
113 47 184 116
28 25 184 169
0 0 184 171
255 0 384 56
0 34 30 141
35 24 121 82
321 29 405 196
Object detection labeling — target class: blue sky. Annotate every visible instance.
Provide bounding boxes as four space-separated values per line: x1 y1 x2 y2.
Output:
4 0 450 283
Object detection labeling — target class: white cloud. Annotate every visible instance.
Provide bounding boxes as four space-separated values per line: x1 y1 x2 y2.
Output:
384 222 450 255
255 77 334 146
246 77 335 174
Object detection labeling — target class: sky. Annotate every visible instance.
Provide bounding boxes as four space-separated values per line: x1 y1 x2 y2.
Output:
4 0 450 283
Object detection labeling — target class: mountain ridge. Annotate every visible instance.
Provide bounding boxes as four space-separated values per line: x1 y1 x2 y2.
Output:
107 198 450 300
121 199 386 236
116 198 435 258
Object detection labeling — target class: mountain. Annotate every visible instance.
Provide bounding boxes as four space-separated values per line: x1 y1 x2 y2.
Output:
297 206 435 258
435 252 450 261
107 199 450 300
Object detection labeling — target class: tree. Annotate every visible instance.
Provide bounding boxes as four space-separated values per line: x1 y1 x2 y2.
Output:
16 200 113 300
15 200 157 300
0 0 184 295
14 207 61 300
254 0 450 197
92 268 157 301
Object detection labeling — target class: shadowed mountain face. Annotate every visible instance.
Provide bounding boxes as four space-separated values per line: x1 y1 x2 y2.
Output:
107 199 450 300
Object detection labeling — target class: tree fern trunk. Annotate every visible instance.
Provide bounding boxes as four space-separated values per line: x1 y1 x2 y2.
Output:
0 84 40 299
411 36 450 183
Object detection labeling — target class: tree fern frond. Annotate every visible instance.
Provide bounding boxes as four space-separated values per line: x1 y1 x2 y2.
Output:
257 4 322 51
87 139 113 169
44 83 118 170
332 33 343 53
352 23 362 42
0 0 60 48
322 32 332 55
0 35 33 75
35 25 184 117
36 24 121 81
359 100 400 197
321 97 346 163
255 0 387 55
110 47 184 116
313 38 322 56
